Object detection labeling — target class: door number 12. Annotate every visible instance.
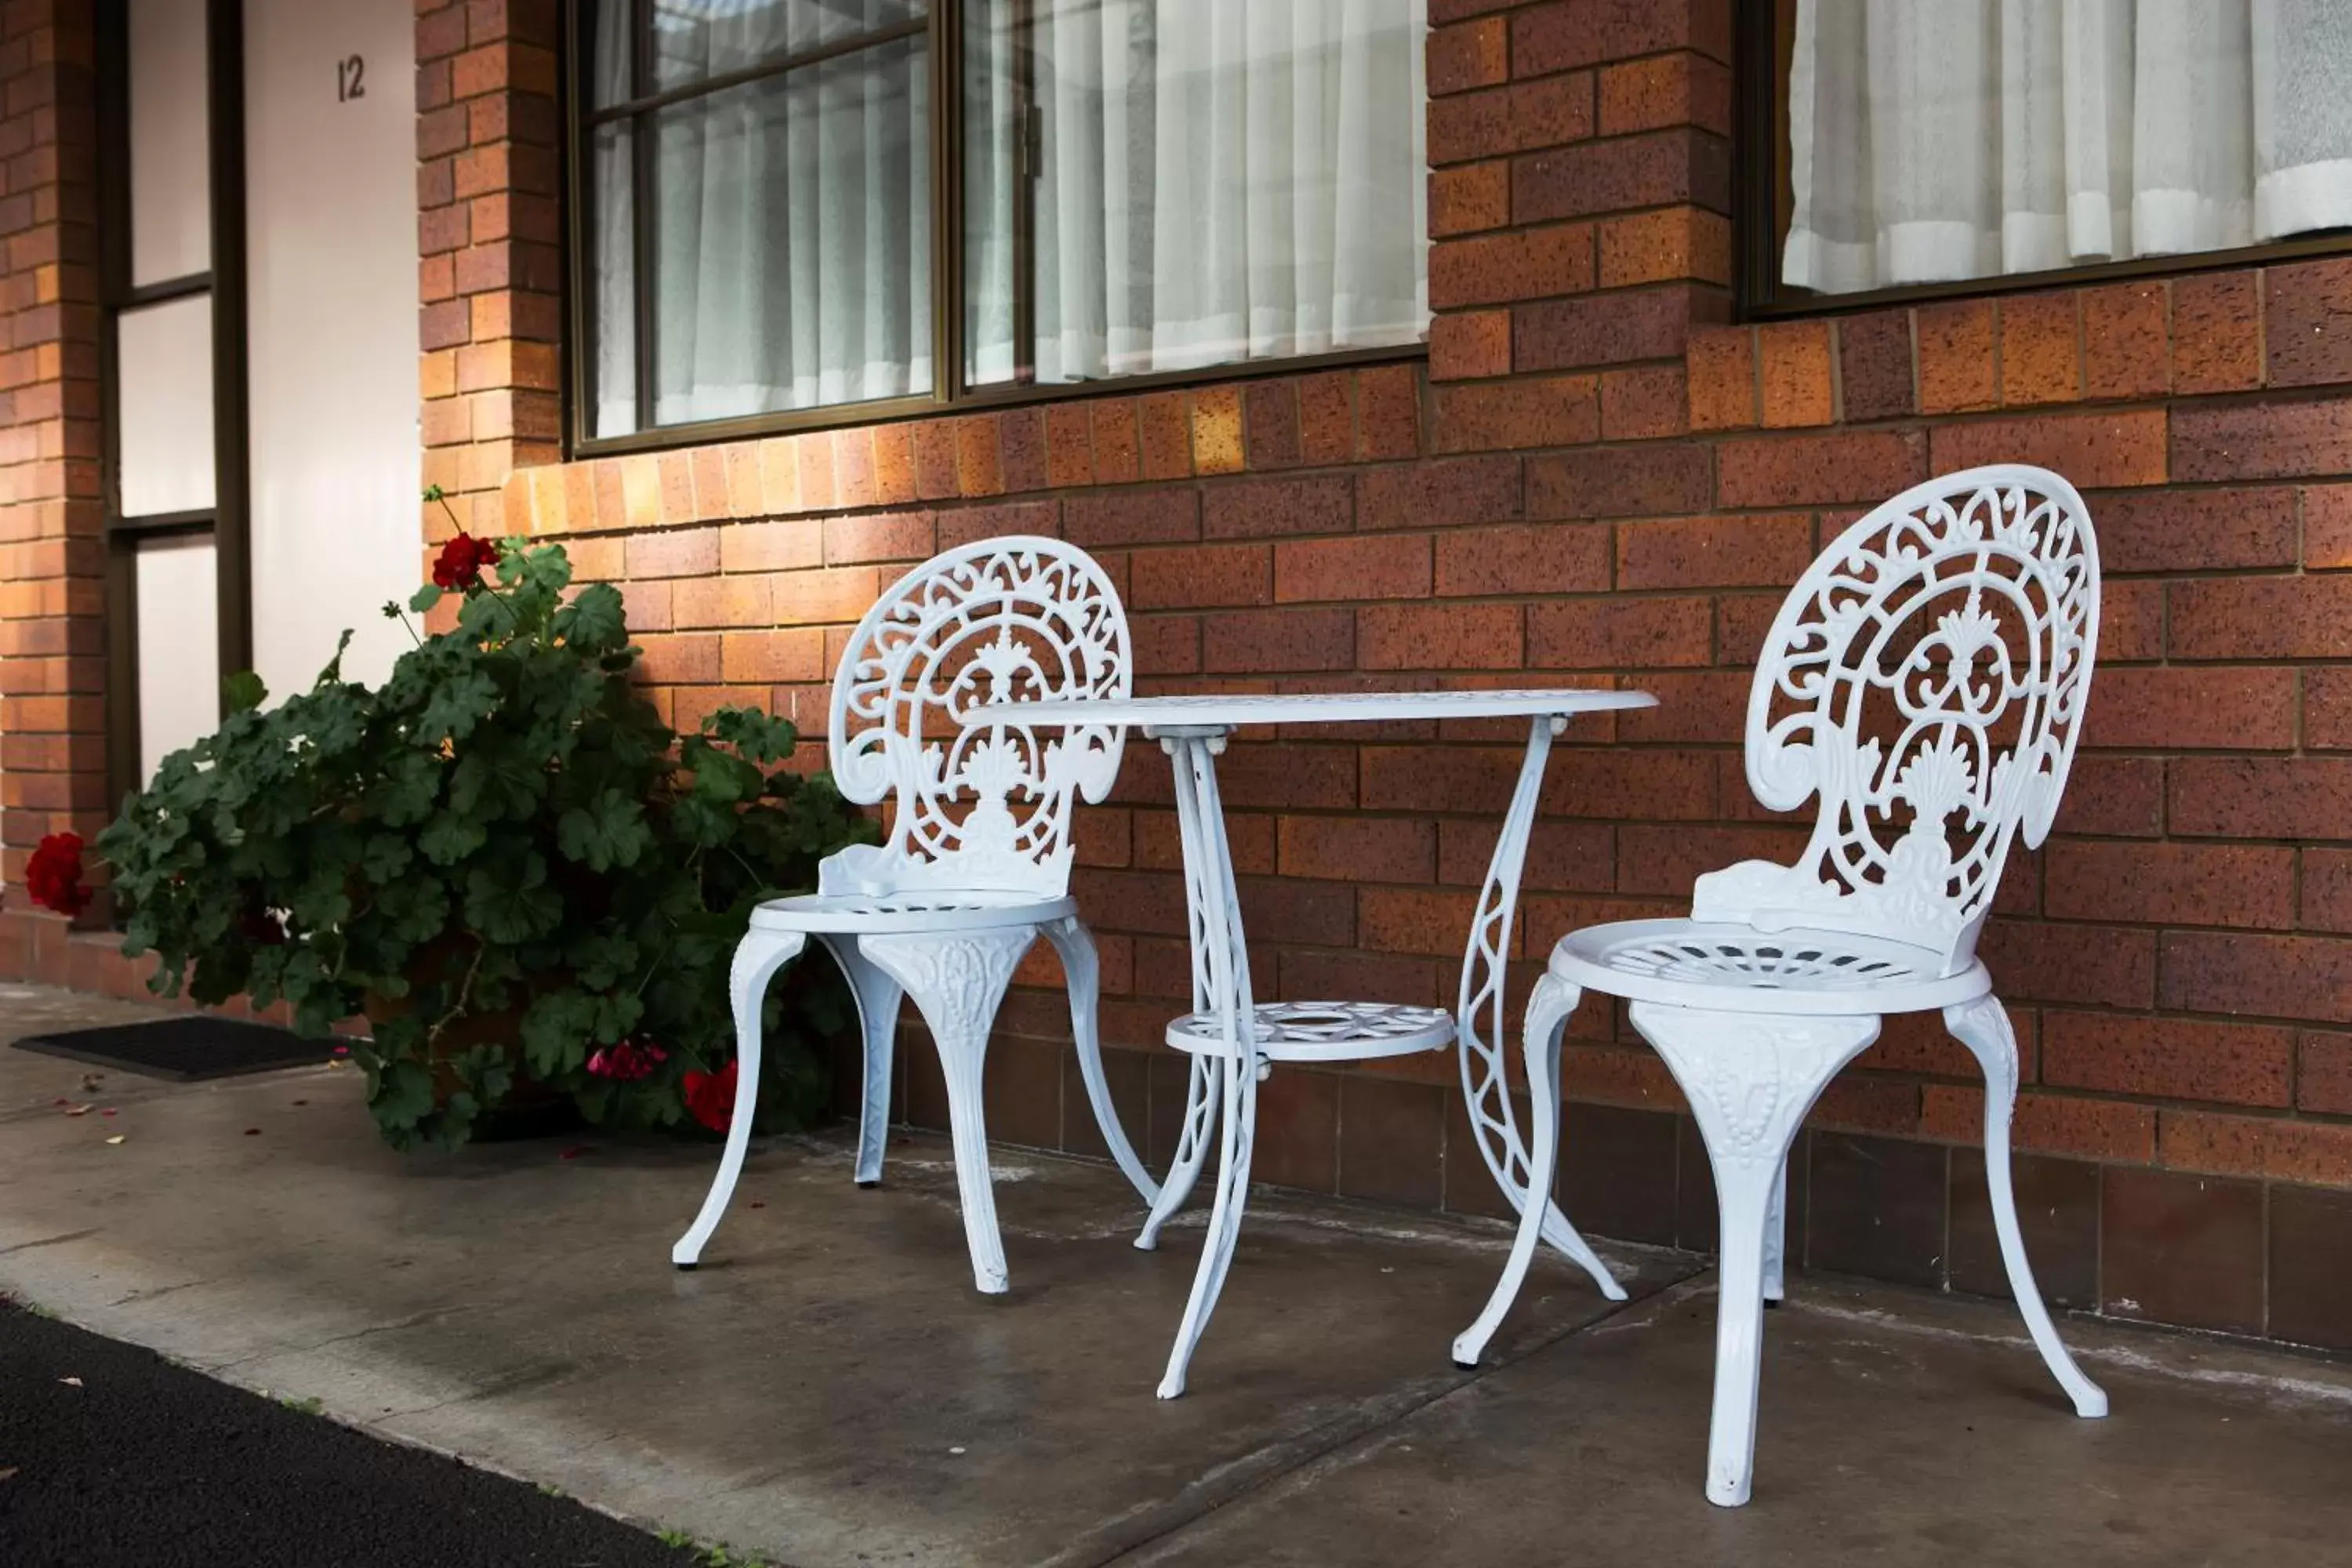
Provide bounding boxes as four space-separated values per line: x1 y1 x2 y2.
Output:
336 54 365 102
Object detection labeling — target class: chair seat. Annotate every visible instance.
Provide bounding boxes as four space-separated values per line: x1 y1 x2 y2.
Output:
750 889 1076 935
1165 1000 1454 1062
1548 920 1991 1017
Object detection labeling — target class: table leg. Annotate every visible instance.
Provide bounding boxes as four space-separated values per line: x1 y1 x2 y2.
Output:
1455 715 1624 1300
1153 728 1261 1399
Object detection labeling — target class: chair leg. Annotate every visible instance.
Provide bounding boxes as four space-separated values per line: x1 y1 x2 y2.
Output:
1452 974 1581 1367
1632 1002 1880 1508
1156 1044 1258 1399
1046 916 1158 1206
1136 1051 1217 1251
673 927 807 1269
818 935 905 1189
860 929 1036 1295
1944 995 2109 1420
1762 1156 1788 1305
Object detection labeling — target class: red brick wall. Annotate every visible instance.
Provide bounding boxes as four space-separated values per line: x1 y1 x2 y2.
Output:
6 0 2351 1348
0 0 107 982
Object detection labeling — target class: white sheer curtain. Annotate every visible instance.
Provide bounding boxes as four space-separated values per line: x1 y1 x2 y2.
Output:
593 1 931 437
1784 0 2352 294
967 0 1428 386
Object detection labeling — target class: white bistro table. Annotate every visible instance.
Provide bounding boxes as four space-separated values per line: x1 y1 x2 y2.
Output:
971 687 1656 1396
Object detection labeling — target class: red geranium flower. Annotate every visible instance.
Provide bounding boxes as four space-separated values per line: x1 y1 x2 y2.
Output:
586 1039 667 1083
24 832 90 918
431 533 501 591
681 1060 739 1133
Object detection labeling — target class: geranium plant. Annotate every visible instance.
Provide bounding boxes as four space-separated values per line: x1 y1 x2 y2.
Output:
91 504 876 1150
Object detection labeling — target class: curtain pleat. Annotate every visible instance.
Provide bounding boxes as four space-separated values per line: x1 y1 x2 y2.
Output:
1786 0 2352 295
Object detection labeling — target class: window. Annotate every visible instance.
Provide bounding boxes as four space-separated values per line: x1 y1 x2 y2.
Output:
1744 0 2352 312
577 1 1430 446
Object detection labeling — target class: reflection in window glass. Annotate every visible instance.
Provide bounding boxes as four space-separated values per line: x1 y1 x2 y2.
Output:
1780 0 2352 296
964 0 1428 388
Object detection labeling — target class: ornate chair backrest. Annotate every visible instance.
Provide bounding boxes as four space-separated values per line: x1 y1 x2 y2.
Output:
826 536 1131 897
1696 466 2100 974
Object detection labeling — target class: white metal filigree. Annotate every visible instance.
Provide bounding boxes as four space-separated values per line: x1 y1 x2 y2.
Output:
1700 464 2100 972
829 535 1131 895
1455 466 2109 1509
673 537 1157 1291
1164 1000 1453 1059
979 690 1646 1399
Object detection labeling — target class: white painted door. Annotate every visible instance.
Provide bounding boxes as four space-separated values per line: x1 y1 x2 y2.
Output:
243 0 419 698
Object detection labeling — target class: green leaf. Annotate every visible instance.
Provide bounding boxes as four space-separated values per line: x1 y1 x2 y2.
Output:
409 583 444 615
223 670 267 713
556 789 652 873
554 582 628 653
418 811 488 866
360 833 413 885
449 745 546 820
463 853 561 944
419 665 499 742
521 991 598 1079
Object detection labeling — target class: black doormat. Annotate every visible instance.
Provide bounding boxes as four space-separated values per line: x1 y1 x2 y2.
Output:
10 1015 340 1082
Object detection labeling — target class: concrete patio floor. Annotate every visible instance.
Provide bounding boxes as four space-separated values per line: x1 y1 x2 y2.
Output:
1 983 2347 1568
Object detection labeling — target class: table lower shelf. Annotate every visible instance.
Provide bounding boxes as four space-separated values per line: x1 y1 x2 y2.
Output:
1163 1000 1454 1063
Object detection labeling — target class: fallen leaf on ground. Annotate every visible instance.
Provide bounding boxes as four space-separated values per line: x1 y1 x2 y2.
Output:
242 1128 260 1137
60 1104 91 1117
291 1099 307 1107
100 1109 116 1118
749 1201 767 1210
57 1377 81 1388
0 1465 17 1480
559 1146 590 1160
103 1135 124 1145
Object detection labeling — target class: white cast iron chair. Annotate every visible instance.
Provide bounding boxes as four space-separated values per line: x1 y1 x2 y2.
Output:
1453 466 2110 1506
672 536 1156 1291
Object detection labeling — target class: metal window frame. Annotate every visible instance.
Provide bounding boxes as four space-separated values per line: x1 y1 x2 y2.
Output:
560 0 1423 459
95 0 252 807
1733 0 2352 321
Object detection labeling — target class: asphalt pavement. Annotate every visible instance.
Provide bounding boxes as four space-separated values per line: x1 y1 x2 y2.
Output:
0 1302 727 1568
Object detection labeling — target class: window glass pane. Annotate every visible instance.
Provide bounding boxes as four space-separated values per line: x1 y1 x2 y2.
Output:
589 9 932 434
128 0 211 286
964 0 1430 390
1777 0 2352 298
648 0 927 96
117 294 216 517
134 532 220 786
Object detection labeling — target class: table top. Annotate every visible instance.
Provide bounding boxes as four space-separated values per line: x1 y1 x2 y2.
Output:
964 687 1656 731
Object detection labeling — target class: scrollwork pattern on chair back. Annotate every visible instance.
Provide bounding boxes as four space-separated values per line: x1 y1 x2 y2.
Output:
1699 466 2100 971
827 536 1131 896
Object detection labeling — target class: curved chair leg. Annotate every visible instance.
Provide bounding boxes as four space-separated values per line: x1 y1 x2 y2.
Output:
1453 974 1584 1367
1046 916 1158 1205
1137 1051 1218 1250
1632 1002 1880 1508
861 928 1036 1295
1762 1156 1788 1304
1156 1045 1258 1399
817 935 905 1189
673 927 808 1269
1944 995 2109 1420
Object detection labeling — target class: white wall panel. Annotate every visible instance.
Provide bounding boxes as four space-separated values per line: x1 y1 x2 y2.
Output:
134 533 220 785
115 295 216 517
244 0 420 698
127 0 210 286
